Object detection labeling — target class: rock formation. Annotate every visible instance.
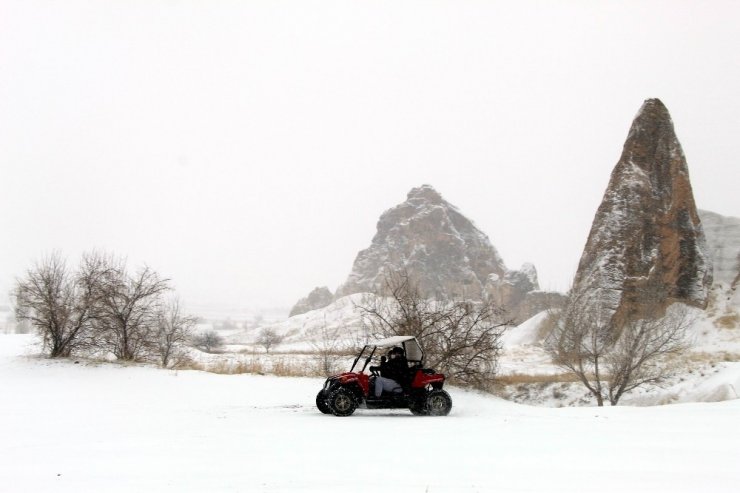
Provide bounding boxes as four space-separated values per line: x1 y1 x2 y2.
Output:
699 210 740 315
289 286 334 317
331 185 554 321
335 185 508 300
699 210 740 290
569 99 712 323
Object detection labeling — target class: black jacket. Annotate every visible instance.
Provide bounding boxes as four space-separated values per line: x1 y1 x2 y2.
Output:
380 355 409 384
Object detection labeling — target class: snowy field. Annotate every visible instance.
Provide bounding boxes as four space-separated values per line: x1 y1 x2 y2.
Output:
2 334 739 493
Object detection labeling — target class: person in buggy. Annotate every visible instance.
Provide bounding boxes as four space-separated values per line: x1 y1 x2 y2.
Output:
370 346 409 398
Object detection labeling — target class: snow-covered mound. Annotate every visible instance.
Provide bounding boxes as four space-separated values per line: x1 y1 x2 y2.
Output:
501 310 551 347
227 293 370 350
622 362 740 406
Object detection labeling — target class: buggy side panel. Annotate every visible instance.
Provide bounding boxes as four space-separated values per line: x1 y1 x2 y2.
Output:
410 369 445 389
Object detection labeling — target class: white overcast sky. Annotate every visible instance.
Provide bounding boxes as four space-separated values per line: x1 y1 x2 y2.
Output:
2 1 739 315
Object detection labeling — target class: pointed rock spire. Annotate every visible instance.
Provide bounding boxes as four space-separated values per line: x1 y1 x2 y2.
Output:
570 99 712 322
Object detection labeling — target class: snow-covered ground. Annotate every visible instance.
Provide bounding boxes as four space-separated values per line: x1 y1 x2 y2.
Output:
2 334 740 492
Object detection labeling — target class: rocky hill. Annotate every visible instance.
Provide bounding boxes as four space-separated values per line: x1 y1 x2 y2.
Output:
335 185 507 300
291 185 560 321
334 185 561 321
289 286 334 317
569 99 712 323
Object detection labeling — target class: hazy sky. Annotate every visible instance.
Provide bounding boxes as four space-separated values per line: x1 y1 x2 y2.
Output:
2 1 739 315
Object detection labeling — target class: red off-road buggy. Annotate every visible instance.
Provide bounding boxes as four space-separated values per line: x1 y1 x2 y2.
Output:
315 336 452 417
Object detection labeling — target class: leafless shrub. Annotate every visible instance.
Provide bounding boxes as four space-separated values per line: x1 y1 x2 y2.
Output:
192 330 224 353
13 252 104 357
15 251 200 365
90 254 171 361
256 327 284 354
156 298 197 368
546 292 693 406
604 306 692 405
355 270 510 389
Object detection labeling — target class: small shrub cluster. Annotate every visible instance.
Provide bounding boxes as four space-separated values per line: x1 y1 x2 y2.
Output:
13 252 195 368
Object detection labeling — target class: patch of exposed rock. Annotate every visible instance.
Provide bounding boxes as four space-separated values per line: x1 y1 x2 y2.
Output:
289 286 334 317
569 99 712 322
516 291 566 323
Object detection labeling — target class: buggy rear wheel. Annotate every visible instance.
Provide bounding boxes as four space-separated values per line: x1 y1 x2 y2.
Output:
316 391 331 414
425 389 452 416
328 388 357 417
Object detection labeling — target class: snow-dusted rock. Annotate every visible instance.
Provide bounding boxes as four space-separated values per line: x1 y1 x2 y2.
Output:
699 210 740 290
569 99 712 322
335 184 508 300
289 286 334 317
333 185 547 320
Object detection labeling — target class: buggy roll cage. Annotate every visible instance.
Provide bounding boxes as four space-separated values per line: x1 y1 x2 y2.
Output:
348 336 425 373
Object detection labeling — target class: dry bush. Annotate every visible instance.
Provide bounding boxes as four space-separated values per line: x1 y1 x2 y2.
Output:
203 359 265 375
13 253 103 358
192 330 224 353
91 254 171 361
272 358 312 377
356 269 509 389
715 313 739 329
256 327 284 354
685 351 740 364
547 295 694 406
156 298 196 368
495 372 582 385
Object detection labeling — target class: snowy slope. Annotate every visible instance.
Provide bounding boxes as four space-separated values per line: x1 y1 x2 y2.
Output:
2 335 740 493
501 310 550 347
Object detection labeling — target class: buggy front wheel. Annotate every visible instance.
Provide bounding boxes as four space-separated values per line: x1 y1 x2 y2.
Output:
316 391 332 414
425 390 452 416
328 388 357 417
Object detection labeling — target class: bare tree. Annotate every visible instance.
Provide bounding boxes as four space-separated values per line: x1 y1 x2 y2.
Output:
545 298 614 406
356 270 509 389
91 256 171 361
192 330 224 353
546 295 693 406
257 327 284 354
605 306 692 405
156 298 197 368
13 253 103 357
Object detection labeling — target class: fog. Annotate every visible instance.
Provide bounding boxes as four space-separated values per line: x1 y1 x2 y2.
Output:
2 1 739 314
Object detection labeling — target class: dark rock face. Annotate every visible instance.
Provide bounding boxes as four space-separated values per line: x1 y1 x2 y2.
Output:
517 291 567 323
289 286 334 317
570 99 712 322
486 263 539 311
335 185 537 307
